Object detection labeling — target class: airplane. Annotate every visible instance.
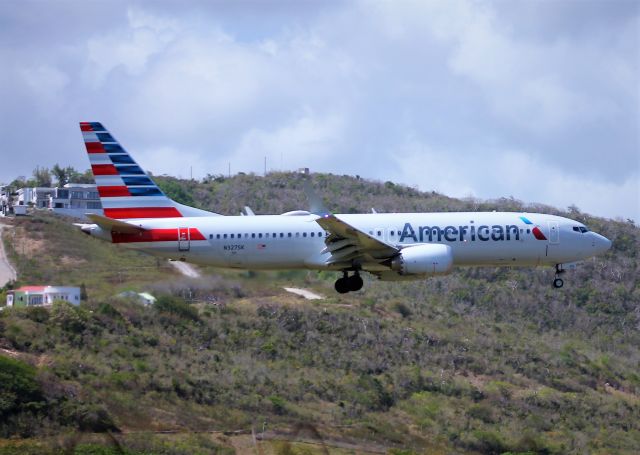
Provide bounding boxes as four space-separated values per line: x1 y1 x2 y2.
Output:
76 122 612 293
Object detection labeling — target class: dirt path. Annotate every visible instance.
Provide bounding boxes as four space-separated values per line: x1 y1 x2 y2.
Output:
168 260 201 278
283 287 324 300
0 222 16 287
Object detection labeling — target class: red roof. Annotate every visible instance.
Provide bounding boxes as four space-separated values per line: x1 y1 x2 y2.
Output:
16 286 46 292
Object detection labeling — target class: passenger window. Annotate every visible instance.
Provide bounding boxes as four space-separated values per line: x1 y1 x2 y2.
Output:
266 233 270 238
526 229 530 234
377 230 382 236
259 233 263 238
288 233 292 237
296 233 300 238
303 232 307 238
230 234 234 239
223 234 227 239
310 232 315 237
280 233 284 238
209 234 213 239
273 233 276 237
252 233 256 238
216 234 220 239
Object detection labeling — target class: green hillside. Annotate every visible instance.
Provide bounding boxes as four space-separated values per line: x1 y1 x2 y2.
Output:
0 172 638 454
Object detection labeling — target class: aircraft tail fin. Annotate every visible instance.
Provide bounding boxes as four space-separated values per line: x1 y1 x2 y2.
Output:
80 122 219 220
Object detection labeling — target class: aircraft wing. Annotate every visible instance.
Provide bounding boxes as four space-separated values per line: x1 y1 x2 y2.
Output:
315 214 399 268
86 214 146 234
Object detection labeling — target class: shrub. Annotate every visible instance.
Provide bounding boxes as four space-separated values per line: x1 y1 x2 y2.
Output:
154 295 199 321
394 302 412 318
467 403 495 423
269 395 287 415
0 355 44 417
469 429 510 454
50 301 87 334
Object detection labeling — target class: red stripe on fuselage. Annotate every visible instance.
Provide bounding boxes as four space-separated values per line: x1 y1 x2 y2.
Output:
111 227 206 243
98 186 131 197
189 227 206 241
92 164 119 175
112 228 179 244
80 124 93 131
103 207 183 219
85 142 105 153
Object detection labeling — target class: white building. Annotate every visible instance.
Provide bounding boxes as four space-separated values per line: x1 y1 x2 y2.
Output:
16 187 33 206
6 286 81 307
33 187 54 208
49 183 102 219
10 183 103 219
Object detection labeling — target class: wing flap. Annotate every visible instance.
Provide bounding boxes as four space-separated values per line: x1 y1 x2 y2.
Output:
315 214 399 268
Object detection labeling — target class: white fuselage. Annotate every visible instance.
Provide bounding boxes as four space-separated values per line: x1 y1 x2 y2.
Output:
96 212 611 273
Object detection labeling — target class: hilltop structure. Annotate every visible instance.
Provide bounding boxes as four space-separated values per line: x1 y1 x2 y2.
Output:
3 183 102 220
5 286 81 307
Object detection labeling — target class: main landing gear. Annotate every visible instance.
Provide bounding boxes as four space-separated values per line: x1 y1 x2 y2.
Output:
553 264 565 289
335 271 364 294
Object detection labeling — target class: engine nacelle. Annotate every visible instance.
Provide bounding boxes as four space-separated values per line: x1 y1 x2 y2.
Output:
391 244 453 276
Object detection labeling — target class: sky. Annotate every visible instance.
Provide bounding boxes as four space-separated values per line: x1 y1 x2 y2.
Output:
0 0 638 221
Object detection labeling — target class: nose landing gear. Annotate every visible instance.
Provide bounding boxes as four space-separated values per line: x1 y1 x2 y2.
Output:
335 271 364 294
553 264 565 288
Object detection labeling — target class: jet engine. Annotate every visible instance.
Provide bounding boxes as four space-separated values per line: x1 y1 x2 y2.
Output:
391 244 453 276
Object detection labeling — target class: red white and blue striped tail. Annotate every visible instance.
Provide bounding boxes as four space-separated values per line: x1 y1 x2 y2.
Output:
80 122 218 220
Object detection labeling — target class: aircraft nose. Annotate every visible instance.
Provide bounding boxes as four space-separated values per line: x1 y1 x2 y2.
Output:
592 232 612 254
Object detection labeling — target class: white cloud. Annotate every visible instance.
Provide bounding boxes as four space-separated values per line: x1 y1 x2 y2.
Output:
229 110 347 173
136 145 207 180
0 0 637 222
21 65 69 104
367 0 632 132
83 7 179 87
394 139 640 221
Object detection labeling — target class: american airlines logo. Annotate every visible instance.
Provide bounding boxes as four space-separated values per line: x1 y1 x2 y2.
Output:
399 220 543 243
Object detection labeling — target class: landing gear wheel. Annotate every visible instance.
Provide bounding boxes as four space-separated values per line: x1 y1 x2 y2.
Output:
553 264 565 289
347 274 364 292
335 277 350 294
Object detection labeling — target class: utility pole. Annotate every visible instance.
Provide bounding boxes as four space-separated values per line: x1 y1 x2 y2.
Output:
228 162 231 178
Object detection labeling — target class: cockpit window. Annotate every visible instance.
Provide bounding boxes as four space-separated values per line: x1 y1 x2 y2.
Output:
573 226 589 233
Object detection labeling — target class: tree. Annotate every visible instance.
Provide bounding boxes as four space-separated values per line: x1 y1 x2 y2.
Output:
80 283 88 301
51 165 91 186
74 169 95 184
31 167 52 187
51 164 69 186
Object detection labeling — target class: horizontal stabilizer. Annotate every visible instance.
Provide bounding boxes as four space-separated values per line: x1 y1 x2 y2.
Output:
86 214 146 234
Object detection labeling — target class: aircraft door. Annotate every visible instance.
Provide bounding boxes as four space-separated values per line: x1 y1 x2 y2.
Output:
548 221 559 244
178 227 190 251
